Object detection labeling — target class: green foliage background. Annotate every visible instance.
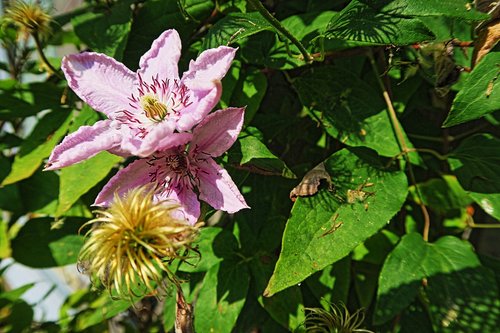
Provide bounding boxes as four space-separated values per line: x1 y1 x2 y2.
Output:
1 0 500 332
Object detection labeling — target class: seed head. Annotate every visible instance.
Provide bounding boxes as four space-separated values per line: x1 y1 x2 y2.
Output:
303 302 373 333
4 1 52 38
78 185 200 298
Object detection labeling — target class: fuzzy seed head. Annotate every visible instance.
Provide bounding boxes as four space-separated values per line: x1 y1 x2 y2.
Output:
4 1 52 38
78 185 200 298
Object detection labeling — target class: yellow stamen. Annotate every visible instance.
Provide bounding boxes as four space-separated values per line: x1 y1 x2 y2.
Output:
141 95 169 122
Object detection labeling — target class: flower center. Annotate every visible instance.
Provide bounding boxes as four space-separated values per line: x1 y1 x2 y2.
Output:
165 153 188 174
140 95 168 122
126 75 194 124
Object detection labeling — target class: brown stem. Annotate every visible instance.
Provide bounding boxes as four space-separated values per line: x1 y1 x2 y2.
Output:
368 49 431 242
175 287 194 333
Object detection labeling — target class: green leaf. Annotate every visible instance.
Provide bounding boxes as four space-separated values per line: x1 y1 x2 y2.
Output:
264 148 408 296
352 230 399 265
230 67 267 125
0 156 23 213
281 11 337 42
294 65 420 164
179 226 239 273
71 0 133 60
163 292 176 332
354 261 379 308
178 0 215 22
56 152 122 216
409 175 473 214
1 110 73 186
384 0 488 20
0 299 33 333
11 217 85 268
325 0 435 45
251 256 305 331
374 233 500 331
448 134 500 220
194 259 250 333
231 128 296 178
305 257 351 307
0 82 63 120
76 294 134 330
0 219 11 258
0 283 34 301
202 12 275 49
444 52 500 127
122 0 212 69
374 233 428 324
18 169 60 215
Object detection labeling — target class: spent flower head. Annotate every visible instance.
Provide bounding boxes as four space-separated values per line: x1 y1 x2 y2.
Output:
4 1 52 39
304 302 373 333
79 185 200 298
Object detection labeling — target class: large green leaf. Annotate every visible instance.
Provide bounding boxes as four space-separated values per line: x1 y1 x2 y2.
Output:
71 0 133 60
1 110 73 186
11 217 85 268
264 148 408 296
444 52 500 127
325 0 435 45
448 134 500 220
374 233 500 332
56 152 122 216
202 12 275 49
194 259 250 333
294 65 419 163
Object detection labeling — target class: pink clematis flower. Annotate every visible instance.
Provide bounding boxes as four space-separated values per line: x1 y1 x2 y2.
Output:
94 107 249 225
45 29 237 170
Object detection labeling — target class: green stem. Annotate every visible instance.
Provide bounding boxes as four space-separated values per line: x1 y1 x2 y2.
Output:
368 49 431 241
247 0 312 63
33 32 63 79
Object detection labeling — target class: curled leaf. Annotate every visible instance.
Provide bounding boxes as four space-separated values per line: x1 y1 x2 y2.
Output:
290 162 333 201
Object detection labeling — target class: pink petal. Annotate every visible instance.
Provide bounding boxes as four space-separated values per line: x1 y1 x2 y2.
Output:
62 53 136 119
138 29 182 82
181 46 237 91
198 158 249 214
139 123 193 156
191 107 245 157
94 158 152 206
176 84 221 132
45 120 121 170
157 188 200 225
